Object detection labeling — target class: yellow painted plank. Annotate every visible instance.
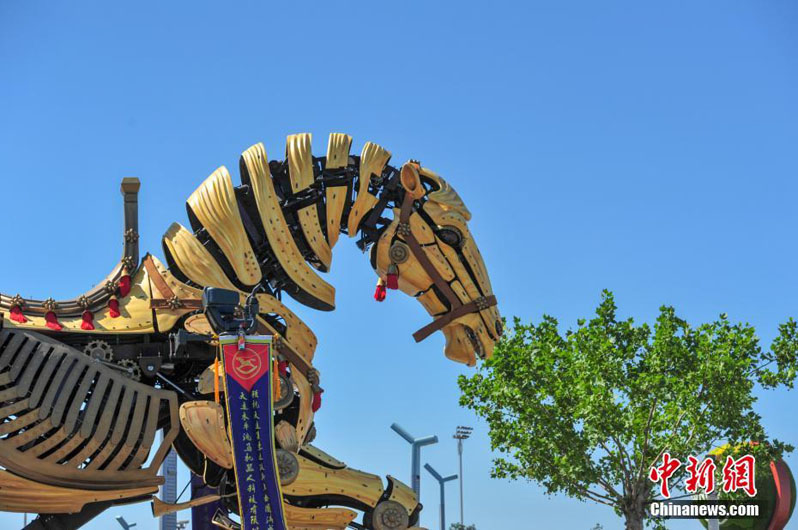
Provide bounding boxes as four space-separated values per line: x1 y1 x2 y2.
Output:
187 167 261 286
347 141 391 236
241 142 335 309
286 134 332 270
324 133 352 249
162 223 237 291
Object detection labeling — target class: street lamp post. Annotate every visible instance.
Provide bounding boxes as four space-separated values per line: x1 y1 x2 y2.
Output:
424 463 458 530
390 423 439 497
453 426 473 525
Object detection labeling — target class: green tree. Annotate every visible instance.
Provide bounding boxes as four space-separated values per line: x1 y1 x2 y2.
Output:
458 291 798 530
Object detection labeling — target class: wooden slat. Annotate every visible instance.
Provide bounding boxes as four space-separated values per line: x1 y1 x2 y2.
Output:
38 358 79 419
241 143 335 310
187 166 262 286
325 133 352 249
102 392 147 471
287 133 332 269
0 470 157 514
127 395 160 469
87 386 134 469
0 329 177 490
15 345 48 399
347 141 391 236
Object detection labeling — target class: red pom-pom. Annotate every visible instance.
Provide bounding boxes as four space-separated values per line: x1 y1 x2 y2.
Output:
278 361 288 376
374 283 387 302
118 274 132 297
9 306 26 323
81 310 95 331
386 273 399 290
311 390 323 412
44 311 62 331
108 299 120 318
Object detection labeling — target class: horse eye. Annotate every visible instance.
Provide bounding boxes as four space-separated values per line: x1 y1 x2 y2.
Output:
437 226 463 248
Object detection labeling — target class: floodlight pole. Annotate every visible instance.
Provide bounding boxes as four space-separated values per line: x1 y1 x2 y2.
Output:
454 426 473 525
424 463 458 530
391 423 439 498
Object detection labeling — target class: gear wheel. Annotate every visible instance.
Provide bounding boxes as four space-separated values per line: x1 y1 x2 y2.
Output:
83 340 113 362
117 359 142 381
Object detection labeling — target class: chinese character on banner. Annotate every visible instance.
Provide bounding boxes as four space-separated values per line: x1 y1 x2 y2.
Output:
685 456 716 494
722 455 758 497
649 452 682 498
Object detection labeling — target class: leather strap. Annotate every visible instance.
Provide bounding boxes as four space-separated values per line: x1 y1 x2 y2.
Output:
397 188 497 343
144 256 203 310
413 295 498 343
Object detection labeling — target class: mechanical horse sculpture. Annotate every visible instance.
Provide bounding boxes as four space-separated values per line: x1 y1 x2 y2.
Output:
0 133 501 529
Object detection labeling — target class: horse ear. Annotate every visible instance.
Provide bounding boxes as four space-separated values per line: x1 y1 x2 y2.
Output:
400 162 426 199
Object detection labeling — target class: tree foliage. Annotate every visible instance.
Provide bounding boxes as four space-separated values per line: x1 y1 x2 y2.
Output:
458 291 798 529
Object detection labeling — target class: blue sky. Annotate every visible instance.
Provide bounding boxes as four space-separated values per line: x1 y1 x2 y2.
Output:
1 1 797 529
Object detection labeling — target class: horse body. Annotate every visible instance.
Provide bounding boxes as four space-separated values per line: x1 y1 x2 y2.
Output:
0 133 500 530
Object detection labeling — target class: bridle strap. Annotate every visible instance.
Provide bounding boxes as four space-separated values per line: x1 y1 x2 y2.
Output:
398 189 498 343
399 192 462 310
412 294 498 343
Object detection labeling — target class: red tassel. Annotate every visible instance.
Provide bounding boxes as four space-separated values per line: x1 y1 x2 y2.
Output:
374 281 387 302
278 361 288 376
9 306 26 323
386 273 399 290
81 310 95 331
118 274 132 298
45 311 62 331
311 390 323 412
108 299 120 318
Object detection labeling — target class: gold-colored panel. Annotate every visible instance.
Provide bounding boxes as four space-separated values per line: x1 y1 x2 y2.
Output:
287 134 332 270
257 294 317 363
420 166 472 220
187 166 261 286
185 314 215 336
291 363 314 446
241 143 335 309
285 504 357 529
197 363 223 395
324 133 352 249
283 455 384 507
300 444 346 469
2 266 155 334
179 401 233 469
387 475 419 515
417 288 447 316
162 223 237 290
0 470 157 514
347 141 391 236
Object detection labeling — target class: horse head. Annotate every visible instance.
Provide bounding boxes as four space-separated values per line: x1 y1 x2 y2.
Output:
371 162 501 366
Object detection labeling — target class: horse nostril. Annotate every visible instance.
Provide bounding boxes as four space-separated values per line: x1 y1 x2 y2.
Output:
495 319 504 337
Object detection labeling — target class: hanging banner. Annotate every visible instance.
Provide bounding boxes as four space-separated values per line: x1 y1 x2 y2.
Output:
221 334 288 530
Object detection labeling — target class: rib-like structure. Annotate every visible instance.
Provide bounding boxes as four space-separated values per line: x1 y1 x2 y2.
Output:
0 133 501 530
